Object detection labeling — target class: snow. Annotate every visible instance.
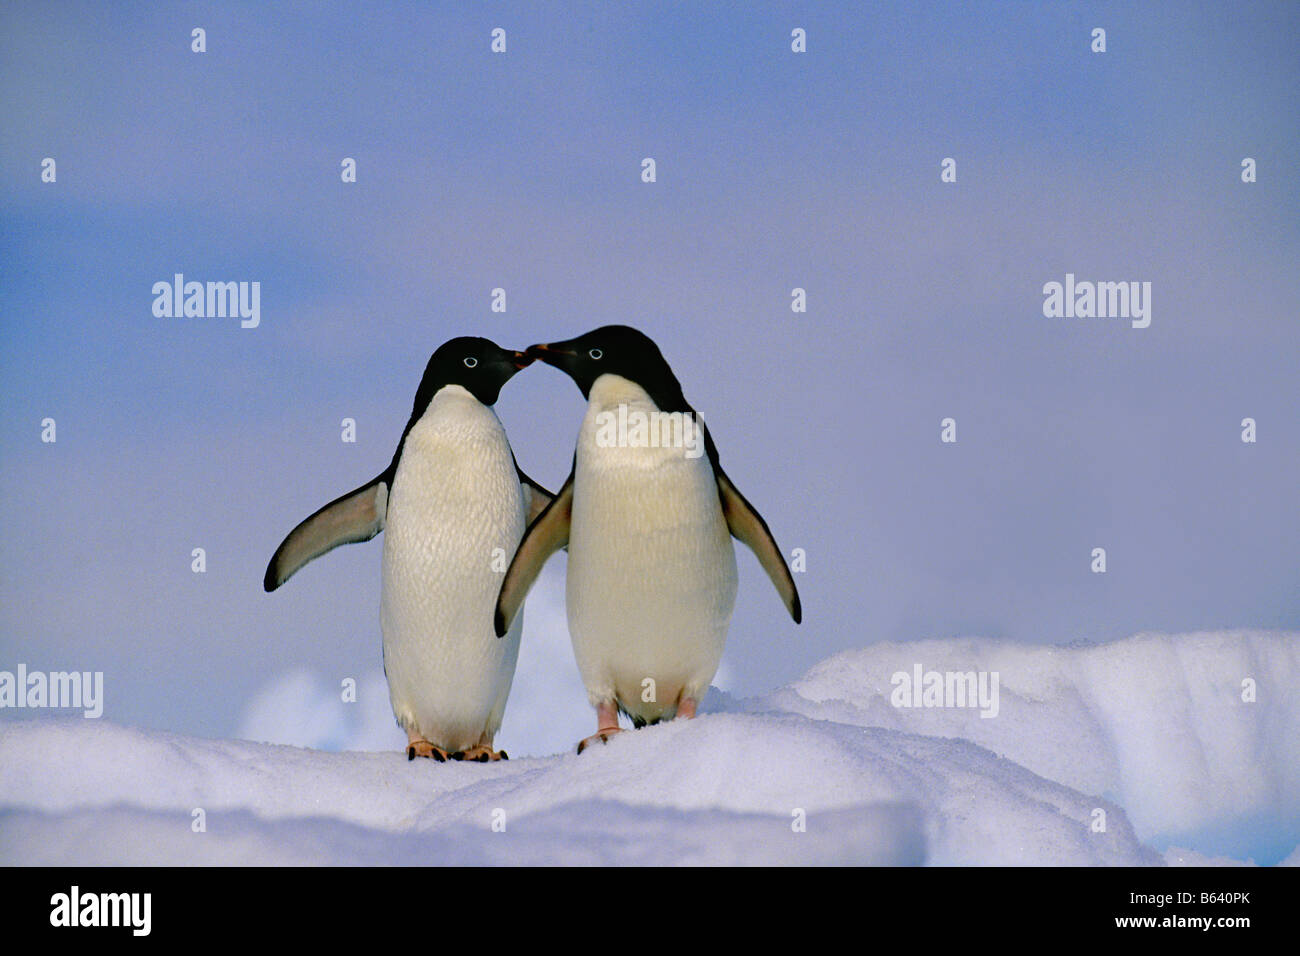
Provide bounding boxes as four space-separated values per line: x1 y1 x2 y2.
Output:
2 629 1296 866
1163 846 1255 867
762 630 1300 864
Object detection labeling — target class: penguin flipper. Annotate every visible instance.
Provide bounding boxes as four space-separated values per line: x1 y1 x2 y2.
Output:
495 471 573 637
263 476 389 592
716 470 802 624
516 468 555 526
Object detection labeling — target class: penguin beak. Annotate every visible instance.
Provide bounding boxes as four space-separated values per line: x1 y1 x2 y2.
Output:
509 350 534 370
526 340 594 396
526 342 575 367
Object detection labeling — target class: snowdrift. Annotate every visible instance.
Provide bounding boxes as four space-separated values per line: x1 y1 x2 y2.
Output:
762 629 1300 863
2 630 1295 866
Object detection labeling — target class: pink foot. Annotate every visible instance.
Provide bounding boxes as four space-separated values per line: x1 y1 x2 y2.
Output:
451 744 509 762
406 734 451 762
576 701 623 754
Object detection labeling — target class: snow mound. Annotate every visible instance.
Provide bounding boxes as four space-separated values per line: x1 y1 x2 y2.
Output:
0 713 1150 865
761 629 1300 864
2 629 1294 866
0 801 924 867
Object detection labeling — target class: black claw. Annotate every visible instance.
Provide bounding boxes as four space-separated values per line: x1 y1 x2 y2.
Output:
450 751 465 761
499 751 509 761
432 750 446 762
476 752 489 762
407 746 415 761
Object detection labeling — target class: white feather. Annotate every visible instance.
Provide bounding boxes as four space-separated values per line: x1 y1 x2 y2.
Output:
380 384 526 751
567 374 738 722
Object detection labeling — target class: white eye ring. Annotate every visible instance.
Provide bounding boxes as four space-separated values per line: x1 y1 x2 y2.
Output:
463 357 478 368
589 348 603 360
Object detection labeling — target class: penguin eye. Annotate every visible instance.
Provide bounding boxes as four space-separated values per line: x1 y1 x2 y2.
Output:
589 348 603 360
463 357 478 368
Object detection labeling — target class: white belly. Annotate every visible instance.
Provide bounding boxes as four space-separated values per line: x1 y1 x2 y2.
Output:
566 376 738 723
380 385 526 751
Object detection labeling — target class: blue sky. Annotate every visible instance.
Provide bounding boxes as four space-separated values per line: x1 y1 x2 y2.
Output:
2 1 1297 751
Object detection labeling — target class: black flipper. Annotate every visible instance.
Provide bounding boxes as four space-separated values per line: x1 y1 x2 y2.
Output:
716 468 802 624
263 476 389 592
515 465 554 527
494 468 574 636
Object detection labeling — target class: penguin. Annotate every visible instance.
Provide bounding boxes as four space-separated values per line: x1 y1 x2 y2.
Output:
264 337 551 762
494 325 800 753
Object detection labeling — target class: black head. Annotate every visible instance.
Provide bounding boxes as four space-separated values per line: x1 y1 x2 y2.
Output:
412 336 532 409
526 325 688 410
383 336 532 479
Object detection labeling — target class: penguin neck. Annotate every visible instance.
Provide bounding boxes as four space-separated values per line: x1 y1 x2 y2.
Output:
426 382 484 414
586 374 659 414
407 383 501 441
583 374 718 472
